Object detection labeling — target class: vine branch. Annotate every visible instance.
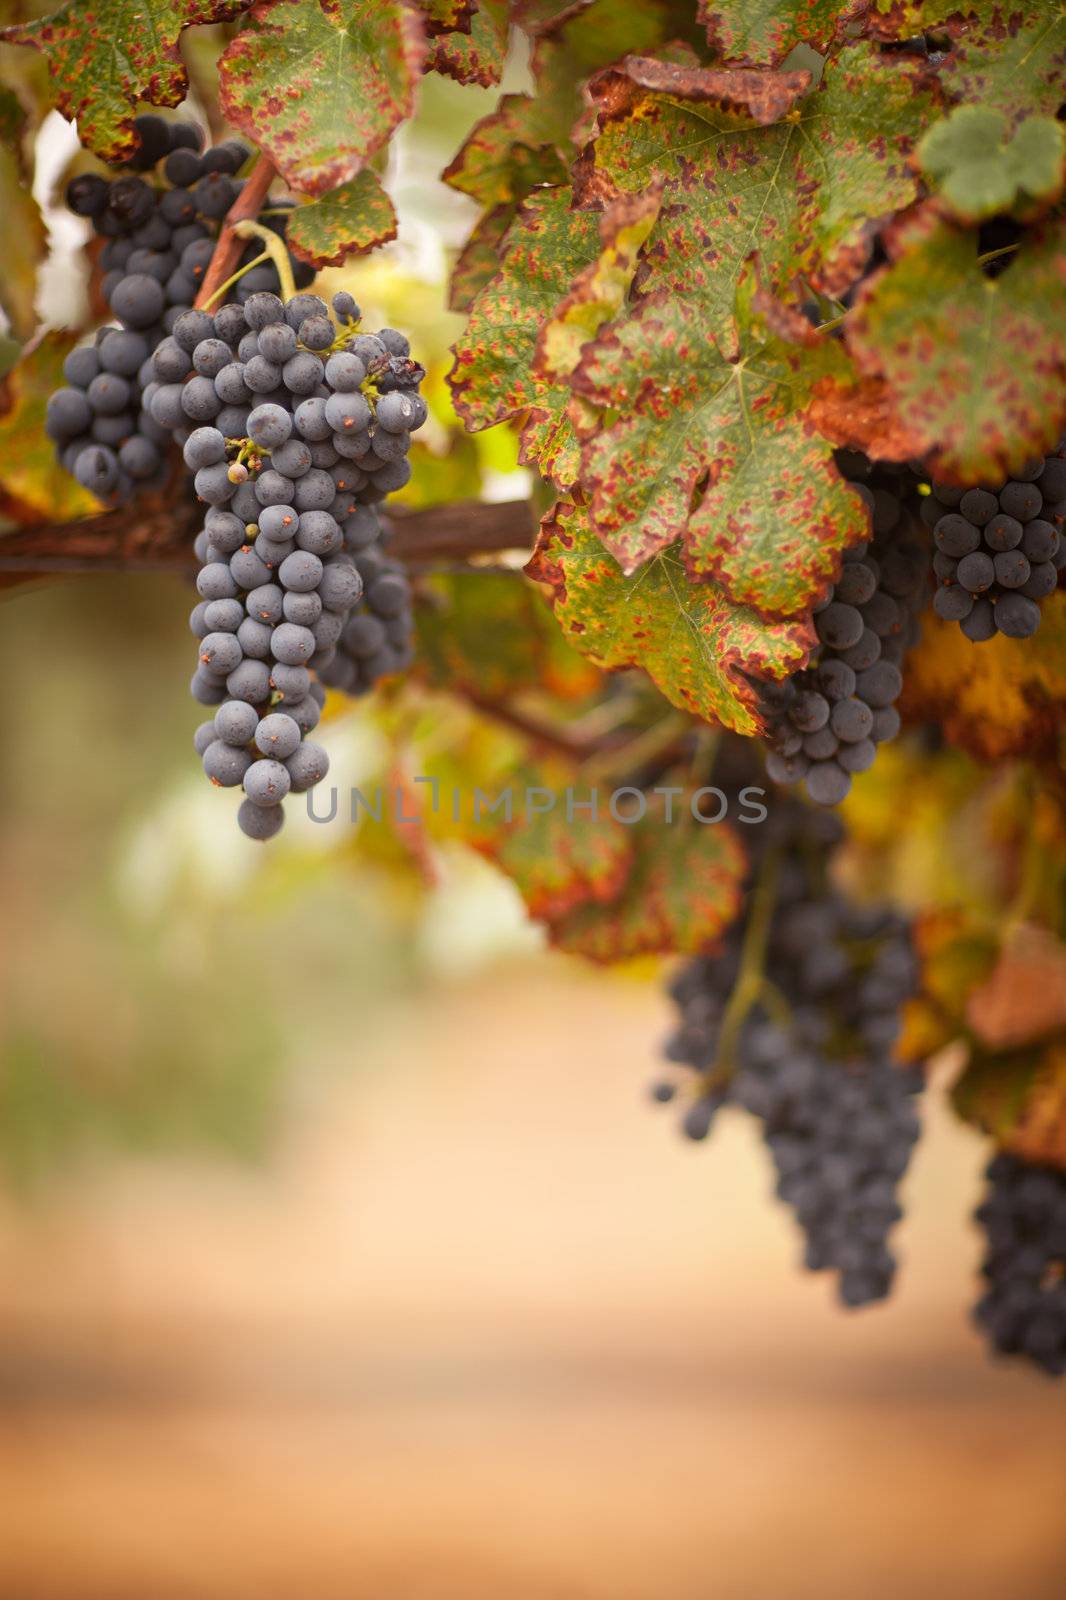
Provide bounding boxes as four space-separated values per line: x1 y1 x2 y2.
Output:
194 155 278 311
0 497 537 577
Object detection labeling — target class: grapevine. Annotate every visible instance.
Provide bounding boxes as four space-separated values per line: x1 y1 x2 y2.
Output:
0 1 1065 1384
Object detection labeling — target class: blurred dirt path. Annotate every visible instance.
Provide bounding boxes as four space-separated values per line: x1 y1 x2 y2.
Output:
0 963 1063 1599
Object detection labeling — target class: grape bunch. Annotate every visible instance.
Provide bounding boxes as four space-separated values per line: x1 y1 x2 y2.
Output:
653 804 925 1308
924 448 1066 641
46 112 311 505
973 1152 1066 1375
761 456 925 807
177 288 426 839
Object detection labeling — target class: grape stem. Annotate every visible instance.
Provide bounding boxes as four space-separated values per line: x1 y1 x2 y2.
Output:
706 843 783 1088
200 249 271 310
194 154 279 311
231 219 297 306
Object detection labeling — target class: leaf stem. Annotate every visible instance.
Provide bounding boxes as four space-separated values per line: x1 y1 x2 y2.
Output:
976 242 1020 268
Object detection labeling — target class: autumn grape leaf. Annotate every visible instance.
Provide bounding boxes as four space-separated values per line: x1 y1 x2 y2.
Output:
527 501 811 734
577 42 937 348
0 333 98 521
448 203 516 313
571 288 870 614
442 0 688 210
443 93 570 207
918 104 1065 222
416 571 602 702
474 766 635 922
0 85 45 340
846 205 1066 483
449 188 602 488
535 187 661 384
419 0 474 34
283 170 397 266
429 0 507 86
546 801 747 963
953 1039 1066 1173
900 591 1066 763
696 0 865 65
939 2 1066 128
0 0 249 160
218 0 425 197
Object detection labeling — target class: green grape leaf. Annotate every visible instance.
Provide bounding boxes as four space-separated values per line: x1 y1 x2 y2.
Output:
576 42 936 348
429 0 507 85
0 333 98 521
416 571 602 702
283 169 397 266
448 203 516 313
0 85 44 339
218 0 424 198
475 768 635 922
846 205 1066 483
918 104 1065 221
448 188 602 488
546 801 747 963
571 288 869 614
0 0 248 161
696 0 865 65
527 501 811 734
419 0 475 34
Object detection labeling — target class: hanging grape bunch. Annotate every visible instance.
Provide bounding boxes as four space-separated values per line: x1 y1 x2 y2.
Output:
652 802 925 1309
180 287 425 839
45 112 313 504
924 448 1066 641
973 1153 1066 1376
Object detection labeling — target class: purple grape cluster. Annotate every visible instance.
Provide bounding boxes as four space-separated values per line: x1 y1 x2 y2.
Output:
652 803 925 1308
974 1152 1066 1375
47 114 312 505
761 456 925 807
176 288 425 838
924 447 1066 641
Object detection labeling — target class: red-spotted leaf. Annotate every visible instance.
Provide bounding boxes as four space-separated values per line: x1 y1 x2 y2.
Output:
937 2 1066 127
696 0 865 65
1 0 249 161
0 333 98 521
429 0 507 85
443 92 568 207
547 801 747 963
577 42 937 348
283 169 397 266
442 1 689 209
587 53 813 127
535 187 662 383
571 290 870 614
419 0 475 34
527 501 811 734
846 204 1066 483
218 0 424 198
476 770 635 923
448 188 602 488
